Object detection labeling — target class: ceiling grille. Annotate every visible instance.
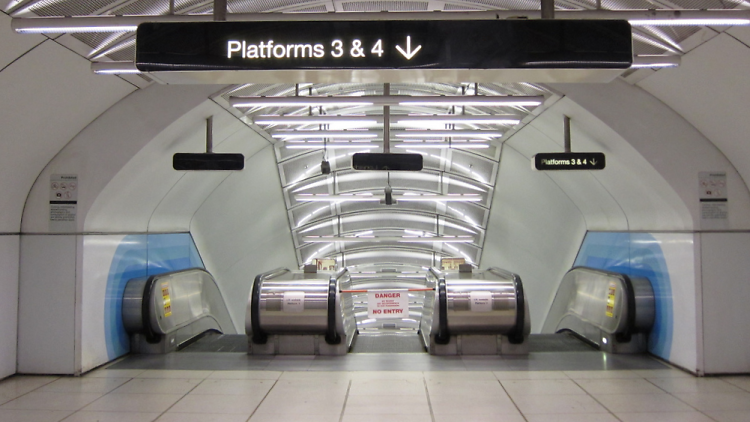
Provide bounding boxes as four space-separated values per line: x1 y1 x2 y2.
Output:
341 1 429 11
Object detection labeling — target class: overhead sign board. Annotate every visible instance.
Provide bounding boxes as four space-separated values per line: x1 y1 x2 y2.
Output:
533 152 606 171
352 153 423 171
135 20 632 83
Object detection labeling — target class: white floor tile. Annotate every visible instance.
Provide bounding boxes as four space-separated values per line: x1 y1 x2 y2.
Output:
649 377 744 394
349 378 426 396
190 379 274 395
434 414 526 422
704 409 750 422
348 371 424 381
168 393 264 414
424 371 497 381
82 393 184 413
249 414 340 422
493 371 569 380
254 394 345 414
502 379 587 396
37 377 131 394
718 376 750 392
1 391 104 411
279 371 352 381
616 411 715 422
135 370 213 379
576 378 665 395
426 380 506 397
672 392 750 411
0 376 59 402
208 370 281 380
0 408 73 422
62 411 161 422
525 414 619 422
342 414 433 422
594 393 696 413
429 393 518 414
156 412 251 422
564 370 641 379
84 370 144 379
344 394 430 415
111 378 202 395
632 369 694 378
510 394 609 414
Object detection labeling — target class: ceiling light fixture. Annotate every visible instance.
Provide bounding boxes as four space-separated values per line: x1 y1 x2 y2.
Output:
13 11 750 34
230 95 543 108
302 235 474 243
271 131 377 139
295 194 482 202
393 143 490 149
397 115 521 125
394 130 503 138
91 61 140 74
285 142 378 149
630 55 681 68
254 116 379 125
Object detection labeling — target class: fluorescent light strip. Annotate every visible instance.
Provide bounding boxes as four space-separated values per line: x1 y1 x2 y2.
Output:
395 130 503 138
272 131 377 139
91 61 140 74
231 95 543 108
631 55 681 68
629 19 750 26
296 194 481 202
303 236 474 243
286 143 378 149
398 116 520 125
394 143 489 149
16 25 139 33
255 116 379 125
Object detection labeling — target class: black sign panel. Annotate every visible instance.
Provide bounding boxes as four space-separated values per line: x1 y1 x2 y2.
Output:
136 20 632 72
173 153 245 170
533 152 605 170
353 153 423 171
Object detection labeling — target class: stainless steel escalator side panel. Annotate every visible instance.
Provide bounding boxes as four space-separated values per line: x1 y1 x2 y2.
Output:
542 266 655 353
245 267 356 355
420 267 528 355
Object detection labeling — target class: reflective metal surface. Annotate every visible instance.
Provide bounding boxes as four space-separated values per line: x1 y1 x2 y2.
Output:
420 267 528 355
542 266 655 353
122 268 236 353
246 268 356 354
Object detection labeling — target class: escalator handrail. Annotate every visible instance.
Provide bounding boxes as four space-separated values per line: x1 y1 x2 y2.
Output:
325 268 349 345
430 268 450 345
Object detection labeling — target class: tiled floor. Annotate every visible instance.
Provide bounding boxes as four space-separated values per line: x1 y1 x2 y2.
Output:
2 363 750 422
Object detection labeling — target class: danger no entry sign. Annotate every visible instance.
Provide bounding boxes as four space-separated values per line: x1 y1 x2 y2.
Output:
368 290 409 319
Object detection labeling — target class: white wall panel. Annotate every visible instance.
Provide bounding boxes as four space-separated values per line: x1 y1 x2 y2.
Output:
21 84 221 233
18 235 77 374
700 232 750 374
482 146 587 332
0 235 19 379
191 146 298 332
0 40 134 233
635 35 750 230
0 13 44 71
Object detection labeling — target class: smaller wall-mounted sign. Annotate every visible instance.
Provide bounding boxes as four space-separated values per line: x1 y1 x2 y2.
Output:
49 174 78 232
699 171 728 225
533 152 605 171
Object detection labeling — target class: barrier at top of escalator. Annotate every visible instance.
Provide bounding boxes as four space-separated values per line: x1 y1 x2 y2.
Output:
542 266 655 353
245 267 356 355
419 266 530 355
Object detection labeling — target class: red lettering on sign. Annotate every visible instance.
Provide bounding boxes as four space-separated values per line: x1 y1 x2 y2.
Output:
375 293 401 299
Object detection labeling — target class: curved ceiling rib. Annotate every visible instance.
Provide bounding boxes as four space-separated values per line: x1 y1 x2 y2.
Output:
216 81 550 269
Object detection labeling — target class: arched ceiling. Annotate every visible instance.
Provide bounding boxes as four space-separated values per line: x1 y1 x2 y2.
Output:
6 0 749 269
